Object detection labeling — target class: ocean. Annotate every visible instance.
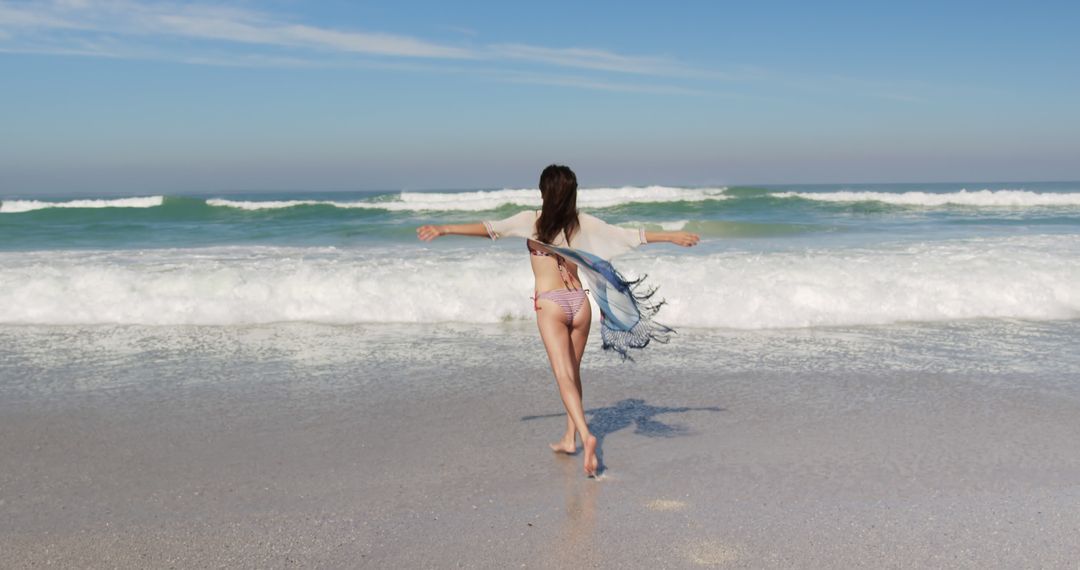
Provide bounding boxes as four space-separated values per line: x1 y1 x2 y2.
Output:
3 181 1080 401
1 181 1078 329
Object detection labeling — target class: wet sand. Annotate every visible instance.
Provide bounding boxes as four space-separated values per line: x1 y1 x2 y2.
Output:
2 323 1080 568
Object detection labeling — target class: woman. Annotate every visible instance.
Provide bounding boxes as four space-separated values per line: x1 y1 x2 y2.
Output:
417 165 699 476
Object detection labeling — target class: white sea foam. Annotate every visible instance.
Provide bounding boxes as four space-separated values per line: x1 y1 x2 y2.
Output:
205 198 328 210
658 220 689 230
0 196 165 213
206 186 728 212
653 236 1080 328
771 189 1080 207
1 236 1077 328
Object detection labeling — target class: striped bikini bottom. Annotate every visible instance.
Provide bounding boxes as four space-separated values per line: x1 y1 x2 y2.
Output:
534 288 588 326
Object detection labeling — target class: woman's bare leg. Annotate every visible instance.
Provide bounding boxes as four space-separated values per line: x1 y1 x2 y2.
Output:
571 302 597 475
552 302 591 454
537 299 597 476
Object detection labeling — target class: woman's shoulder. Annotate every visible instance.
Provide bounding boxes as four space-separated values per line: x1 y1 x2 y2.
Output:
500 210 539 222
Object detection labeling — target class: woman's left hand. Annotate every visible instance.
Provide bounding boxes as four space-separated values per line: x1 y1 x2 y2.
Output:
416 225 445 241
668 231 700 247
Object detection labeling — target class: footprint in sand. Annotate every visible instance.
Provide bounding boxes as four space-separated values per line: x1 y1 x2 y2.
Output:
685 540 741 566
645 498 688 512
644 500 740 565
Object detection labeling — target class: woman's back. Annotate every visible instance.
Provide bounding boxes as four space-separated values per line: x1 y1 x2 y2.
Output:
485 209 648 293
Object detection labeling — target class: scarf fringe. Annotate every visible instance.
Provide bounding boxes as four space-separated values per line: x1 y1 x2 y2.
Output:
599 271 676 361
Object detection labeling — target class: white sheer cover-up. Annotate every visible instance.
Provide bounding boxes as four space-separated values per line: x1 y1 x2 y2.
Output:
482 210 647 259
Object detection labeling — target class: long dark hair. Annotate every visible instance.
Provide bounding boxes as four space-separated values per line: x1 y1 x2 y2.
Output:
536 164 579 244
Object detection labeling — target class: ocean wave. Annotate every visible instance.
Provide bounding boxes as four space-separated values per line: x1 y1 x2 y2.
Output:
0 196 165 214
771 189 1080 207
207 186 729 212
658 220 689 231
2 236 1077 328
204 198 330 210
626 219 829 238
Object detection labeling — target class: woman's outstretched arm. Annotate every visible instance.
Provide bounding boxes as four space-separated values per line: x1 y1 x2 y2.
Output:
419 211 535 241
644 230 700 247
416 223 489 241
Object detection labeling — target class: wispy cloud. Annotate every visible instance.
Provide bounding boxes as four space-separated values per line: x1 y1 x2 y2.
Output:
0 1 925 102
0 0 715 82
492 44 682 76
0 3 77 28
497 71 710 96
0 1 475 58
147 12 475 58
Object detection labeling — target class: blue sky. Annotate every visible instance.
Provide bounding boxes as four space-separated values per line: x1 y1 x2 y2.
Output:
1 0 1078 194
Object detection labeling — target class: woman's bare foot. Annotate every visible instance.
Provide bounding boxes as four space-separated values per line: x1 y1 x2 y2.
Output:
583 434 599 477
549 434 577 454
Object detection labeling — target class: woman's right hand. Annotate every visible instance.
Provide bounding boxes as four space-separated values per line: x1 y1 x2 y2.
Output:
416 224 445 241
668 231 700 247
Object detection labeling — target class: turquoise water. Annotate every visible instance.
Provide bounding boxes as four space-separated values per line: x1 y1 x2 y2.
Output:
1 181 1079 328
3 182 1079 251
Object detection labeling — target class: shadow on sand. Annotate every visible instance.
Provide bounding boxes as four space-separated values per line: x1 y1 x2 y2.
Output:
522 398 724 475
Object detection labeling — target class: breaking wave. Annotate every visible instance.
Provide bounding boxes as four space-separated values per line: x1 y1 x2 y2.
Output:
2 235 1077 328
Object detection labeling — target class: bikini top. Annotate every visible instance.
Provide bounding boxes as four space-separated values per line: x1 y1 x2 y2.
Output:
525 211 562 256
526 227 579 290
525 211 564 259
527 241 554 257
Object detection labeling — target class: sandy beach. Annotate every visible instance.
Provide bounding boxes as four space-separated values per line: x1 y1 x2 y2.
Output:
2 322 1079 568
